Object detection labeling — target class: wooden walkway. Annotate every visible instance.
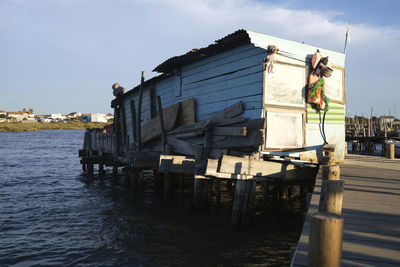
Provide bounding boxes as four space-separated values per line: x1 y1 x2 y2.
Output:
292 154 400 266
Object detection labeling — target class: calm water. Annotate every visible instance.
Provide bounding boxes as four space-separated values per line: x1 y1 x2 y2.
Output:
0 130 307 266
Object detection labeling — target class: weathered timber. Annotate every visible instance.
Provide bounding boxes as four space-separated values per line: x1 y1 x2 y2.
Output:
231 177 256 228
210 128 262 148
212 126 247 136
158 155 195 173
219 155 295 177
167 136 201 156
321 165 340 180
130 100 137 144
208 101 244 126
175 98 196 126
167 120 212 136
157 96 168 153
386 143 395 159
193 175 211 210
232 118 264 129
214 115 244 126
141 102 180 143
137 71 145 150
308 212 343 267
319 180 344 215
203 129 211 159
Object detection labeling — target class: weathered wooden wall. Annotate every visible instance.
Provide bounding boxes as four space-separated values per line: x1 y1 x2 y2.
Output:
158 44 265 121
121 44 266 145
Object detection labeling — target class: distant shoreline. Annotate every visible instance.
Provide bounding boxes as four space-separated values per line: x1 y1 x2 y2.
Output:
0 122 109 132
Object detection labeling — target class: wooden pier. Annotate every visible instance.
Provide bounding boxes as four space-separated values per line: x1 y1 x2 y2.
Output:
291 154 400 266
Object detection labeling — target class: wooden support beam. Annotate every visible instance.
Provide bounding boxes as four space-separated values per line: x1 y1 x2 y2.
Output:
130 100 137 144
231 178 256 228
157 95 167 153
137 71 145 150
164 173 174 200
141 102 180 143
99 163 105 176
193 175 211 210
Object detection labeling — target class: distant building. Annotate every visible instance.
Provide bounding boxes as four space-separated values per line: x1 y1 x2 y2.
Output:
106 113 114 121
50 114 66 121
0 110 6 116
68 112 81 118
7 111 28 121
82 113 108 123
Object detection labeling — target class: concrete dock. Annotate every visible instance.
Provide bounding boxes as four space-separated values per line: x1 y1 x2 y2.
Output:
291 154 400 266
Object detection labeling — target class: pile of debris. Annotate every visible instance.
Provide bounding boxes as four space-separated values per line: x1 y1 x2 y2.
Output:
138 98 264 162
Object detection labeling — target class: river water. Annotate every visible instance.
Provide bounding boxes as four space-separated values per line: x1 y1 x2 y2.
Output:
0 130 308 266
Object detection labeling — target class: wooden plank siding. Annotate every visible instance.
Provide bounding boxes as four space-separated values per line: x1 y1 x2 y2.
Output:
165 44 265 121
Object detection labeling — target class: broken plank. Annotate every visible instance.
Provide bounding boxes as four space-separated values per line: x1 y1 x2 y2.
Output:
175 98 196 127
141 102 180 143
212 126 247 136
210 129 262 148
209 101 244 126
213 115 244 126
168 119 212 136
167 136 201 156
219 154 296 178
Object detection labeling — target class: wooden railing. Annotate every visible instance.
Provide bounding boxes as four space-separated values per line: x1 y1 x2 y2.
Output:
83 129 116 156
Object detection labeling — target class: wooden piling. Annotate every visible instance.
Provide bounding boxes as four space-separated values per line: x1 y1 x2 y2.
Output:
386 143 395 159
164 173 175 200
308 212 343 267
130 100 137 144
231 177 256 228
322 165 340 181
193 175 211 210
319 180 344 215
88 163 94 176
215 179 221 208
137 71 145 151
157 95 167 153
99 163 105 176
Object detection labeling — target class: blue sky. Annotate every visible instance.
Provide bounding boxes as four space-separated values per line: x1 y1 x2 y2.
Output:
1 0 400 117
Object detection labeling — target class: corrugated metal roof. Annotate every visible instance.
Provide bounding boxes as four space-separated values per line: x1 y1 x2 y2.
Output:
153 29 251 73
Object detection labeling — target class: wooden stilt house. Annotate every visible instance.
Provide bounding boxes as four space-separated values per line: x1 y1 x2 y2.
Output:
82 29 346 181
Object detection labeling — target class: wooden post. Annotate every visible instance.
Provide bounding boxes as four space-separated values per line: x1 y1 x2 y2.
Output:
322 165 340 181
88 162 94 176
157 95 168 153
386 143 395 159
319 180 344 215
137 71 145 151
215 179 221 208
130 100 137 144
164 173 173 200
193 146 210 210
193 175 211 210
179 174 185 202
308 212 343 267
113 165 118 178
99 162 105 176
231 177 256 228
